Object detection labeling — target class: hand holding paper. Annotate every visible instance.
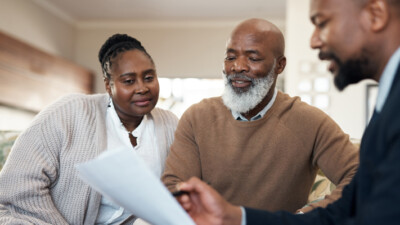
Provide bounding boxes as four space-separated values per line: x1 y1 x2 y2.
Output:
76 148 195 225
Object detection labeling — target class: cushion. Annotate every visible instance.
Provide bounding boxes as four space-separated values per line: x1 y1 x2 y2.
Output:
0 131 19 171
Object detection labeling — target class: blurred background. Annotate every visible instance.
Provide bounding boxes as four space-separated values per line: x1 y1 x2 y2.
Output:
0 0 377 140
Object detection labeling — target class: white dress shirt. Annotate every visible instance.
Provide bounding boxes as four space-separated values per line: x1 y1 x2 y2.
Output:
375 47 400 113
96 101 165 224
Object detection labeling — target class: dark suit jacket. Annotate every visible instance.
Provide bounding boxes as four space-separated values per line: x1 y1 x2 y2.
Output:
245 62 400 225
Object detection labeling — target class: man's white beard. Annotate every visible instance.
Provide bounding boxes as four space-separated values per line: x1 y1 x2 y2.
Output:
222 62 276 114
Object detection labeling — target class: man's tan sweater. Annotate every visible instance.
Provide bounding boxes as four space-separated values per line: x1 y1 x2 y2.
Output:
162 91 359 213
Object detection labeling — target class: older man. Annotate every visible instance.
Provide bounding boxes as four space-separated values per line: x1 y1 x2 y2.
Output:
176 0 400 224
162 18 358 214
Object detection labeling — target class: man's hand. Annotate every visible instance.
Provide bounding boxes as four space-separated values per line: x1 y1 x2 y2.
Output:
176 177 242 225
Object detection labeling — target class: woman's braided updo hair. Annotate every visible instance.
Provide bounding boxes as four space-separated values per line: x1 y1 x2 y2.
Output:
98 33 154 79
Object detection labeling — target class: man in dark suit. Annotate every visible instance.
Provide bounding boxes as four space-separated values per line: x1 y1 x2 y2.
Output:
176 0 400 224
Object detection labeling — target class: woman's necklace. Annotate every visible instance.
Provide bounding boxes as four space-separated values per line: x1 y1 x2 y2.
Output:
122 123 137 147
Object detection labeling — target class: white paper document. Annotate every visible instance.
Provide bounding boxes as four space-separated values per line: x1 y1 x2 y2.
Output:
76 148 195 225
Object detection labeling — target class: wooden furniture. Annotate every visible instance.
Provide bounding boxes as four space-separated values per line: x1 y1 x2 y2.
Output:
0 31 94 112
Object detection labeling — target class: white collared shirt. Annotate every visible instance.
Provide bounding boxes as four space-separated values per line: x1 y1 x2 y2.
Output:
375 47 400 113
95 101 163 225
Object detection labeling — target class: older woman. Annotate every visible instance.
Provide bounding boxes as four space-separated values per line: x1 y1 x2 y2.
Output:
0 34 178 225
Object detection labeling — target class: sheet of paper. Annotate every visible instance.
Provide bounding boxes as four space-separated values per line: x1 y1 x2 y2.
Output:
75 148 195 225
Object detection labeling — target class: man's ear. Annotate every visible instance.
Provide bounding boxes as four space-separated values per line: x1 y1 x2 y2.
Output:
365 0 389 32
275 56 286 75
104 77 112 96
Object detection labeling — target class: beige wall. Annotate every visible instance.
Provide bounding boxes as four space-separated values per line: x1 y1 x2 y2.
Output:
0 0 76 60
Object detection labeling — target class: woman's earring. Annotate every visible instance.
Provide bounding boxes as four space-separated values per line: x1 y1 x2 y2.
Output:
108 96 112 107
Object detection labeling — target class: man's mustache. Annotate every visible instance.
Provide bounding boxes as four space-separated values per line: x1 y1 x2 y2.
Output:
226 73 253 82
318 51 341 65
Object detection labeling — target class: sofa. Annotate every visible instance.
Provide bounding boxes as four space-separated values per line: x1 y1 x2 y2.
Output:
0 131 19 171
0 131 359 206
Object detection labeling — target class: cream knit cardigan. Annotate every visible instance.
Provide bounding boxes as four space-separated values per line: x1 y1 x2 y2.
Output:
0 93 178 225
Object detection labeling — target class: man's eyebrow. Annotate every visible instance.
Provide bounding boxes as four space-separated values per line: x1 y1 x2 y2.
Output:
226 48 236 53
143 68 156 75
245 50 260 55
226 49 260 54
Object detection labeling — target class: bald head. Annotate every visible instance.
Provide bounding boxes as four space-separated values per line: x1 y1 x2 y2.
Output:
229 18 285 58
